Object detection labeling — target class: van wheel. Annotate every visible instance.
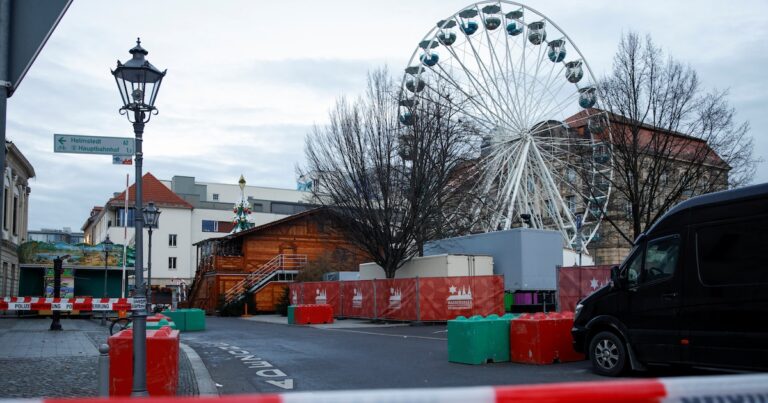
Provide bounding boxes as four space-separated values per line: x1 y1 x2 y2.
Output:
589 331 628 376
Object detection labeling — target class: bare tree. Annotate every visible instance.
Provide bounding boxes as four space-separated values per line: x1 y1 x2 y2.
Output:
300 68 474 278
582 32 759 246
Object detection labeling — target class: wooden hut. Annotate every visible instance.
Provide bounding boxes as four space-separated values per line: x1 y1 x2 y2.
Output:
188 208 368 313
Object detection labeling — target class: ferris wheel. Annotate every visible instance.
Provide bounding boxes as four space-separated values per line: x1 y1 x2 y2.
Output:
399 0 613 251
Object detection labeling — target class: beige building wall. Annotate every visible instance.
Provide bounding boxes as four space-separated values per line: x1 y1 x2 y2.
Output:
0 142 35 297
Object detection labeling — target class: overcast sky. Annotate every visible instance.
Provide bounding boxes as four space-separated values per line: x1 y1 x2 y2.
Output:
7 0 767 231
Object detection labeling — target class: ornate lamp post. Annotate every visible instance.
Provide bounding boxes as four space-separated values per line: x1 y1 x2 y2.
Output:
100 235 114 326
142 201 160 314
111 38 166 397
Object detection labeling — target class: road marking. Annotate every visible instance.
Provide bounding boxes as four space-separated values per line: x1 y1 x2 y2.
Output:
432 330 448 334
323 328 447 341
266 379 294 390
211 343 294 389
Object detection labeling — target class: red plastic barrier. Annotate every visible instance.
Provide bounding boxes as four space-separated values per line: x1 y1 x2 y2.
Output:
108 327 180 396
553 311 584 362
558 265 612 312
340 281 375 319
293 304 334 325
510 312 584 364
418 275 504 321
375 278 417 321
146 313 171 322
300 281 341 317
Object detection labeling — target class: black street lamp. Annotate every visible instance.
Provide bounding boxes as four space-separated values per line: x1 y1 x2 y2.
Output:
101 235 114 326
142 201 160 314
111 38 166 397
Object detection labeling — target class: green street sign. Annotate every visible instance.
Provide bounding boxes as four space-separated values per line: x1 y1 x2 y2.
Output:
54 134 135 155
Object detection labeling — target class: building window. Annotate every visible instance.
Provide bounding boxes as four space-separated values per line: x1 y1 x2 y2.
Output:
12 195 18 235
169 257 177 270
115 208 136 227
252 203 263 213
169 234 177 247
212 193 219 201
3 187 7 230
202 220 235 233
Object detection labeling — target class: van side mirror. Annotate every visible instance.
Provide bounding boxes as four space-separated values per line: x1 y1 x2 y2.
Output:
610 265 621 289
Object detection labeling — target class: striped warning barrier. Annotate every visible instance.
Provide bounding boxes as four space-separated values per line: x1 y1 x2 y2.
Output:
14 373 768 402
0 297 135 311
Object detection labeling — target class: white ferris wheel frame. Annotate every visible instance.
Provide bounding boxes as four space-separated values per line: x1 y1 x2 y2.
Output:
399 0 614 252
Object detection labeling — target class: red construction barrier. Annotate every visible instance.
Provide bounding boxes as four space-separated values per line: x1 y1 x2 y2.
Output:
375 278 418 321
300 281 341 317
108 327 180 396
146 313 171 322
293 304 333 325
557 265 612 312
340 281 375 318
28 374 768 402
552 311 584 362
292 275 504 322
510 312 583 364
418 275 504 321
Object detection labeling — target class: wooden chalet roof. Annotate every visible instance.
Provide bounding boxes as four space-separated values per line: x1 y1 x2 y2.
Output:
194 207 326 246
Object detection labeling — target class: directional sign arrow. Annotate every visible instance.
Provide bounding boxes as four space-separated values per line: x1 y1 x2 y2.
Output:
53 134 135 156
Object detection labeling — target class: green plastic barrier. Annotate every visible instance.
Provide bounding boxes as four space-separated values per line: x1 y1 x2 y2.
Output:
162 310 187 331
128 318 177 330
448 314 518 365
287 305 296 325
185 308 206 331
161 309 205 331
504 293 515 312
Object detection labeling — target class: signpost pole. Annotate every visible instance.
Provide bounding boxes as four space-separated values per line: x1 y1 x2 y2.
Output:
0 0 11 276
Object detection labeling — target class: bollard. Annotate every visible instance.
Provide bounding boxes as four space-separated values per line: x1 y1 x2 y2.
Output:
98 344 110 397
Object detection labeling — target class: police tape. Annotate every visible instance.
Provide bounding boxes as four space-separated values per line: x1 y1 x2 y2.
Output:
20 373 768 402
0 297 135 311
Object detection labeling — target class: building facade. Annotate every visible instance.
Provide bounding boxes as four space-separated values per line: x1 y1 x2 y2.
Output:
81 173 314 290
564 111 730 264
0 142 35 297
28 228 84 244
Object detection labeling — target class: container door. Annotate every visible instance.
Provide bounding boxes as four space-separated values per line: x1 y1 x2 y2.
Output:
625 234 683 364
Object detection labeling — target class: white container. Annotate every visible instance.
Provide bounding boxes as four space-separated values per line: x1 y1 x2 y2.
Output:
358 254 493 280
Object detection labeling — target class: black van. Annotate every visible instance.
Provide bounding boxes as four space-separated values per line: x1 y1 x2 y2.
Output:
572 183 768 376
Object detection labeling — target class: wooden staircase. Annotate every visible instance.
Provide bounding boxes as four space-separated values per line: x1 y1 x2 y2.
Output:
222 254 307 305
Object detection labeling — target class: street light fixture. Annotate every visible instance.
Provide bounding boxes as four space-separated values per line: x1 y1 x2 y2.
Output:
101 235 114 326
111 37 166 397
142 201 160 314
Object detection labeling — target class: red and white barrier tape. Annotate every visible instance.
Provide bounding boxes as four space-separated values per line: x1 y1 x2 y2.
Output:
15 374 768 402
0 297 135 311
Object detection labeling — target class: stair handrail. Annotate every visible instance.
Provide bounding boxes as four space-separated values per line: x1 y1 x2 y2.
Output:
223 254 307 304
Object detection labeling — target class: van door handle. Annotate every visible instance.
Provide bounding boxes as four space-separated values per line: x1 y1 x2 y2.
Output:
662 292 678 300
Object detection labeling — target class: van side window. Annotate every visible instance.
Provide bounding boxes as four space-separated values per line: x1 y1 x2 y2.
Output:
623 247 644 288
696 216 768 286
642 235 680 284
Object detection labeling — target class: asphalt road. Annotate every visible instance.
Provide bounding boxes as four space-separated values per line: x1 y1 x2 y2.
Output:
182 317 604 394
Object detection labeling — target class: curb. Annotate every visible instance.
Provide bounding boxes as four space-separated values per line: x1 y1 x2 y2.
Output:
180 343 219 396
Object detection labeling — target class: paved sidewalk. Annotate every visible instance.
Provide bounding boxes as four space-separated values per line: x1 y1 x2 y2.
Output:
0 317 201 398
